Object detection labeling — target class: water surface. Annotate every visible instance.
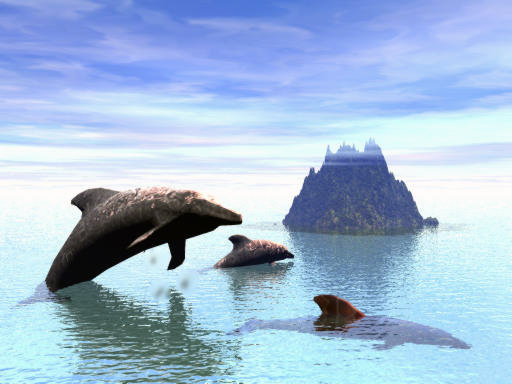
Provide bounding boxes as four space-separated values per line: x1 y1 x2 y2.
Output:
1 190 511 383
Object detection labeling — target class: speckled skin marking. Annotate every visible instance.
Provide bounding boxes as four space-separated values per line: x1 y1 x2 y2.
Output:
213 234 294 268
45 187 242 292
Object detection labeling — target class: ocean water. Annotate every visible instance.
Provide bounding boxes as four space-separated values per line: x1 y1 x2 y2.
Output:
0 188 511 383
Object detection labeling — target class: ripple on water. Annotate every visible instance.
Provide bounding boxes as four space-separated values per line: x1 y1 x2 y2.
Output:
1 194 511 383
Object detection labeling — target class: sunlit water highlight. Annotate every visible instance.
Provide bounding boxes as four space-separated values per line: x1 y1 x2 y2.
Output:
0 189 511 383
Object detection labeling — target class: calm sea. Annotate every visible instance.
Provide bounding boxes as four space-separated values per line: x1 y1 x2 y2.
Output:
0 187 511 383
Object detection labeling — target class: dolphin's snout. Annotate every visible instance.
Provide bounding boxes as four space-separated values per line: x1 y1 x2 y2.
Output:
218 209 242 225
189 197 242 225
209 203 242 225
229 211 243 224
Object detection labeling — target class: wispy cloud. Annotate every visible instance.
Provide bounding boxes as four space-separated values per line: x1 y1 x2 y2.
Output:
0 0 511 190
0 0 101 19
388 142 512 166
187 18 311 38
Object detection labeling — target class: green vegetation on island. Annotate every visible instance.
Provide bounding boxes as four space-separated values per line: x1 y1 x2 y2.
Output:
283 139 438 234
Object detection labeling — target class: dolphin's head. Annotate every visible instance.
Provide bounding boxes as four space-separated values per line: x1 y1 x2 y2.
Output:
156 189 242 244
140 188 243 271
314 294 365 322
183 191 242 226
279 249 295 261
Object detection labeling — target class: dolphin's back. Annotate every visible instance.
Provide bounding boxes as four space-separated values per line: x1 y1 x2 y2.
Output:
351 316 471 350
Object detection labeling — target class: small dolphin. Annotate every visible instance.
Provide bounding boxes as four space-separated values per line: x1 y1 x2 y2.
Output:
213 235 294 268
231 294 470 350
45 187 242 292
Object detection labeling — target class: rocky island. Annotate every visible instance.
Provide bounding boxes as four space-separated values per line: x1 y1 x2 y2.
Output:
283 139 438 234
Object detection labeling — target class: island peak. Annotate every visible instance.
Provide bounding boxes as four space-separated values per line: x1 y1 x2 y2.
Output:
283 139 438 234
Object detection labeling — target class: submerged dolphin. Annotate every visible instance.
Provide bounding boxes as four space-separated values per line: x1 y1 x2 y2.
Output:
45 187 242 292
213 234 294 268
231 294 470 350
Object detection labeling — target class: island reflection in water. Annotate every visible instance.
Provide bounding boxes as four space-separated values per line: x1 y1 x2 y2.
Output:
286 228 422 310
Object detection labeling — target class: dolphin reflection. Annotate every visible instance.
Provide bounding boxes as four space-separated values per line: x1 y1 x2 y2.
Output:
53 282 240 382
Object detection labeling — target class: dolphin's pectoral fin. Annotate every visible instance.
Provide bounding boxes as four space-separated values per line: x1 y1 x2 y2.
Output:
372 343 391 350
167 239 186 270
127 226 160 250
373 339 403 350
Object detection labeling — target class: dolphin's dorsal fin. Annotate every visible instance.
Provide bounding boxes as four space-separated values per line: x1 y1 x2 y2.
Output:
313 295 365 321
228 234 251 250
71 188 119 215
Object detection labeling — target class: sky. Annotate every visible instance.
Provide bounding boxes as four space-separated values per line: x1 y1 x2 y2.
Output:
0 0 511 201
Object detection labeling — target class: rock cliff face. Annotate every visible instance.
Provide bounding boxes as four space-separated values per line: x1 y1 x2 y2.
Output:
283 139 435 234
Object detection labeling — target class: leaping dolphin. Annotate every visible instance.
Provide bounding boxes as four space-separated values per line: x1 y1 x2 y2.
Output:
231 294 470 350
45 187 242 292
213 235 294 268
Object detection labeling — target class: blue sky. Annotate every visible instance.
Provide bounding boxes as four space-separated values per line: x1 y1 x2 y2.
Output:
0 0 511 197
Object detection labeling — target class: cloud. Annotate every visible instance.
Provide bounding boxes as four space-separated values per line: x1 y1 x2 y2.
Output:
460 71 512 90
0 0 101 18
1 0 512 192
2 0 512 109
388 142 512 166
187 18 311 38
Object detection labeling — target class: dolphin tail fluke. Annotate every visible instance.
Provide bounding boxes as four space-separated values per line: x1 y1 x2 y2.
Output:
167 239 186 270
